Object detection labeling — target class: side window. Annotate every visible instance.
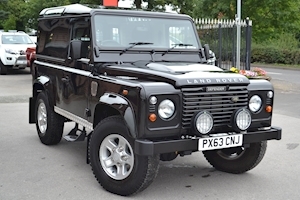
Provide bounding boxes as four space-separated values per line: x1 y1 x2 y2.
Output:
37 19 70 59
72 18 90 58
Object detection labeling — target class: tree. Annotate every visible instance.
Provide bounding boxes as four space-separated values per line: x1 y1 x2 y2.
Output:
243 0 300 42
0 0 299 44
132 0 167 10
0 0 28 31
194 0 300 42
24 0 73 31
80 0 102 4
24 0 125 30
165 0 197 17
0 0 13 29
0 0 9 29
3 15 16 30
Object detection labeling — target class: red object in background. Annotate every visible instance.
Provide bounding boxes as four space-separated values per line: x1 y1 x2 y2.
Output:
103 0 118 7
26 47 36 68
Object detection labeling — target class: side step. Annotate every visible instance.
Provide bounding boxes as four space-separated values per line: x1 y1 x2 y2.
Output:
63 123 86 142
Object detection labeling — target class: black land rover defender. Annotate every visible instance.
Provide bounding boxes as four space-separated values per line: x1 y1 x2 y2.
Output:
29 4 282 196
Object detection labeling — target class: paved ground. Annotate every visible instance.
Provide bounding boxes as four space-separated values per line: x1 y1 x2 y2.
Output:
0 67 299 200
0 103 298 200
0 69 31 103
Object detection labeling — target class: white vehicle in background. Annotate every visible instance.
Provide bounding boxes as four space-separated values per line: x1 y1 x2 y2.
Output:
29 35 37 44
0 30 36 75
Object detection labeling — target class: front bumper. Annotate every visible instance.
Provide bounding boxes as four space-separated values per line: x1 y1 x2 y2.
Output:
134 127 282 156
2 54 27 68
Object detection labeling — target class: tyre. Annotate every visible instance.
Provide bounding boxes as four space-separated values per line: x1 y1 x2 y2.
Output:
0 61 7 75
89 116 160 196
35 92 64 145
203 141 267 174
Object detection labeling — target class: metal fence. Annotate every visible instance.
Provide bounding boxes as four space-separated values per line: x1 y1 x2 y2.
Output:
195 18 252 70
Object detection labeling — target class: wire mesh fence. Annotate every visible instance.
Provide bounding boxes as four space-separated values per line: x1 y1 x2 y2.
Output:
195 18 252 70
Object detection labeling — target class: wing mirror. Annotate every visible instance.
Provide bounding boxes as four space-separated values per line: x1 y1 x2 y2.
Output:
69 40 82 60
203 44 211 60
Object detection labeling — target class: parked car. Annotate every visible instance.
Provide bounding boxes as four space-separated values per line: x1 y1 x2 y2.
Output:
0 31 36 75
29 35 37 43
29 4 281 196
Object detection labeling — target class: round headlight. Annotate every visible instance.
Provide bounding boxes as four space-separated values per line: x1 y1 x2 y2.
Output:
235 109 251 131
249 95 262 113
158 99 175 119
195 111 213 134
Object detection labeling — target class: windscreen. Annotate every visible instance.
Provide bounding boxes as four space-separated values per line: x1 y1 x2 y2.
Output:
2 34 34 44
93 14 199 49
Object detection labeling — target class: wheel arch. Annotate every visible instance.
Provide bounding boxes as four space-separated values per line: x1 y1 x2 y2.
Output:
93 93 137 138
29 76 56 123
32 76 55 104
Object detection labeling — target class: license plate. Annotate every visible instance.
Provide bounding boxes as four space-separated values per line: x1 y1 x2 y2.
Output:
16 60 26 65
198 134 243 151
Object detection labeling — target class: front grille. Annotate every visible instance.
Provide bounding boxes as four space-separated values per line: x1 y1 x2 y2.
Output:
182 86 248 129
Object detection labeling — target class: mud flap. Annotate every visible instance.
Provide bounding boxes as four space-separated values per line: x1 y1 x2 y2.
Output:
29 97 35 123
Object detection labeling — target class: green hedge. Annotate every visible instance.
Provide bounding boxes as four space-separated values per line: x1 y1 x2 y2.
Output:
251 46 300 65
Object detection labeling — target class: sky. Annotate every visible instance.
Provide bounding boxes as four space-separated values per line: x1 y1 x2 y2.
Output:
118 0 148 8
117 0 175 12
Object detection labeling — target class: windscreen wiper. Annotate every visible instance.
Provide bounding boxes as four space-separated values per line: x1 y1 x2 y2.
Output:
120 42 153 55
162 43 193 56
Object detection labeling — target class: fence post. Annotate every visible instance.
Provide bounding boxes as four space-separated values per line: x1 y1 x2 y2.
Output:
232 20 236 68
218 22 222 68
236 17 241 69
245 17 252 70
